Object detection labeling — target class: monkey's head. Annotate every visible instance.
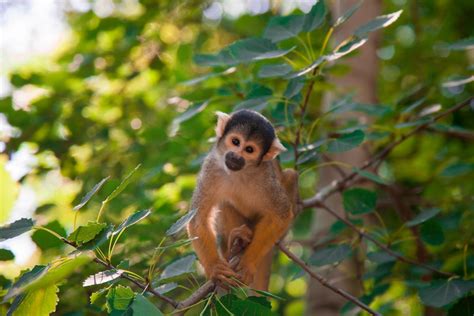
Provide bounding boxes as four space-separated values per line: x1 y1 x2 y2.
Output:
214 109 286 172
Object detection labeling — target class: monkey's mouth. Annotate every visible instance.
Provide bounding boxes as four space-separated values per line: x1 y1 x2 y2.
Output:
225 157 245 171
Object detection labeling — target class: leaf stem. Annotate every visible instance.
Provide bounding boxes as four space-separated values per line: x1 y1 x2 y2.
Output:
33 226 64 241
319 27 334 56
96 201 107 222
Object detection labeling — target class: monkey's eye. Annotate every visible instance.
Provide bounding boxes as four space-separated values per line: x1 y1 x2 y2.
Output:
232 138 240 146
245 146 254 153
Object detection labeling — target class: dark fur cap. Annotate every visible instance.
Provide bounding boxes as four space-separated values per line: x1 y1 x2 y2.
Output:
222 109 276 155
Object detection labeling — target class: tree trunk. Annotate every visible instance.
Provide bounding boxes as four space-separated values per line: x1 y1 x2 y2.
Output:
305 0 381 315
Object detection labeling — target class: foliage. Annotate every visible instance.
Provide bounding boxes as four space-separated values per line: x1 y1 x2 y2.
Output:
0 0 473 315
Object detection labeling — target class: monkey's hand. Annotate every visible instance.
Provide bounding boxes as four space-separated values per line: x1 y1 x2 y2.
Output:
235 258 257 286
208 259 242 288
228 224 253 259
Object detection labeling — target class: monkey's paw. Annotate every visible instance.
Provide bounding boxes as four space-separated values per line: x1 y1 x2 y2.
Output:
209 260 241 288
236 261 256 286
228 224 253 257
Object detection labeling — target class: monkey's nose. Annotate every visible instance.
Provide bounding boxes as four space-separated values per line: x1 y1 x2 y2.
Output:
225 152 245 171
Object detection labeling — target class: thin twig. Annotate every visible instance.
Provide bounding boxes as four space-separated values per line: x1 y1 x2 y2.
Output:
278 243 381 316
175 281 216 310
316 203 455 277
293 78 317 166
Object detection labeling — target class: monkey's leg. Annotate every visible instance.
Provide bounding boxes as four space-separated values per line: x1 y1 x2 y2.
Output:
250 247 273 291
237 212 293 285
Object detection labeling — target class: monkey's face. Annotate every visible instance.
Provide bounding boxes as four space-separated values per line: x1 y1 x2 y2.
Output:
214 110 287 172
222 132 262 171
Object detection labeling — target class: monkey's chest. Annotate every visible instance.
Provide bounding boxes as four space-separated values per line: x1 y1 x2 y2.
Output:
221 179 269 217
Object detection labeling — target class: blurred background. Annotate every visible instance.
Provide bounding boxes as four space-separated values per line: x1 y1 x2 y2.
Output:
0 0 473 315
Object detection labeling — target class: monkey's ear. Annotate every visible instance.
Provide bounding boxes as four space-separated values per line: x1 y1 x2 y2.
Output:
215 111 231 138
263 138 287 161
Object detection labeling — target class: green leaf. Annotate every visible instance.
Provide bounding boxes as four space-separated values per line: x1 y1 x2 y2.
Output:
106 285 135 312
263 14 305 42
309 244 352 267
31 220 66 251
253 289 284 301
441 162 474 177
406 208 441 227
354 10 403 38
401 97 426 114
302 0 326 32
90 287 108 305
6 293 25 316
334 0 362 27
12 285 59 316
287 56 326 78
438 37 474 51
284 78 305 99
420 221 445 246
327 37 368 61
169 101 209 137
0 218 35 242
68 222 107 244
419 279 474 308
3 266 48 303
327 130 365 153
216 294 274 316
158 254 196 283
113 209 151 235
154 282 178 295
296 150 319 165
442 75 474 88
0 249 14 261
353 167 389 185
4 253 92 301
83 269 124 287
258 63 292 78
234 96 272 112
343 187 377 215
131 294 164 316
73 176 110 211
104 164 141 203
25 254 92 292
76 224 114 251
395 118 431 129
224 38 295 64
231 38 296 62
155 237 197 250
182 67 236 86
367 251 396 264
166 209 197 236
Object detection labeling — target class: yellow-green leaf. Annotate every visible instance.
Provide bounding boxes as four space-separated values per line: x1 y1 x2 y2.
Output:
0 156 19 223
13 285 59 316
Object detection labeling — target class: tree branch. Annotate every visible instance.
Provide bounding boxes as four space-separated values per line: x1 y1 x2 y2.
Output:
277 243 381 316
302 97 473 209
316 203 455 277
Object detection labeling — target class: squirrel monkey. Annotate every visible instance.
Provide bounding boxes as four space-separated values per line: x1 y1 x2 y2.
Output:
187 109 298 290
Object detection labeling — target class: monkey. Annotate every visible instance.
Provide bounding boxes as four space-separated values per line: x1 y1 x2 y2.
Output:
186 109 299 291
